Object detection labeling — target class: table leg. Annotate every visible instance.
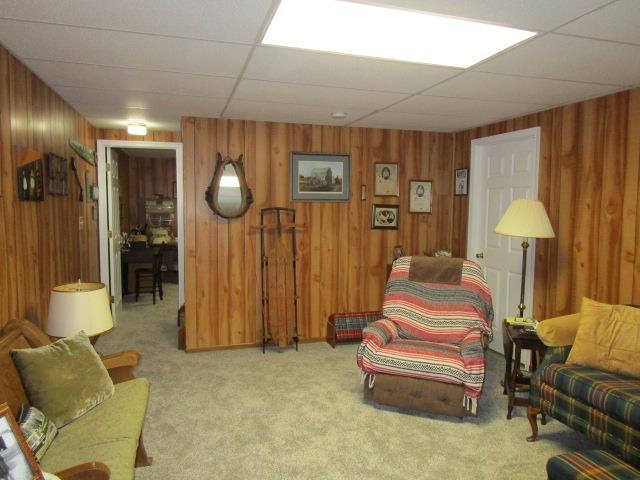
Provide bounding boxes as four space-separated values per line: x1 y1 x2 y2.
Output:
507 343 522 420
502 322 513 396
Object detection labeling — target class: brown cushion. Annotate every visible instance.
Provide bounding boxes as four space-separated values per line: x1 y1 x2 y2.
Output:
566 298 640 378
536 313 581 347
11 331 115 427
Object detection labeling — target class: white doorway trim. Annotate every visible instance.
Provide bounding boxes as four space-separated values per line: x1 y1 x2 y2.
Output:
467 127 541 350
97 140 185 307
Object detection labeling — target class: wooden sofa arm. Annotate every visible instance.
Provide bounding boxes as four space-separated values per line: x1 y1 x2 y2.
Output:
101 351 141 384
55 461 110 480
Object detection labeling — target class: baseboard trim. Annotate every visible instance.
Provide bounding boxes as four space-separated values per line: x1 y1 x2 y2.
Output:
185 337 326 353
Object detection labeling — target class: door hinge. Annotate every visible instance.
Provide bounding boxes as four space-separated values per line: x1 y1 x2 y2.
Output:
106 163 111 172
108 230 113 238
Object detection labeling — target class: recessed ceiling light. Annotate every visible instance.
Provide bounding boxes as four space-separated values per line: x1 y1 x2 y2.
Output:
127 121 147 136
263 0 536 68
331 111 347 119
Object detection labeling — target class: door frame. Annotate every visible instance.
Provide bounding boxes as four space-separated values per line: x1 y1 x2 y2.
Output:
467 126 541 326
97 140 185 307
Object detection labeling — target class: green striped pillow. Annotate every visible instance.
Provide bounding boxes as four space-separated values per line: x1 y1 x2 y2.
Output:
18 404 58 461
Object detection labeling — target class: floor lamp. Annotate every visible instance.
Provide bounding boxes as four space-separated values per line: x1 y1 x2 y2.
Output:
495 199 555 318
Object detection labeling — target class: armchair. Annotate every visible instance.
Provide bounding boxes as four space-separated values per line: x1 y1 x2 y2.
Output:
357 256 493 417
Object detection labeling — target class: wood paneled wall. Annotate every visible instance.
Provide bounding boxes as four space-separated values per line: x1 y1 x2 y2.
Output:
452 87 640 321
118 152 177 233
0 45 98 329
182 118 454 350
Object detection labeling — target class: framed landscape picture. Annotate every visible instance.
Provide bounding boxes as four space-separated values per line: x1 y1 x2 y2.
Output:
409 180 432 213
371 204 399 230
374 163 399 196
290 152 350 201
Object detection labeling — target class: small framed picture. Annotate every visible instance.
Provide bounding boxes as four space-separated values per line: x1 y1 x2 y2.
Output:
374 163 399 196
371 204 399 230
0 403 44 480
455 168 469 196
409 180 432 213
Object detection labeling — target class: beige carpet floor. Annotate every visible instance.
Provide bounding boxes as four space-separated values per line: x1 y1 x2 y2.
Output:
97 283 594 479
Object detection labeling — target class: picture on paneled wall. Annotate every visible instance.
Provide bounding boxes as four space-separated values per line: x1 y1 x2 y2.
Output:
16 159 44 201
409 180 432 213
290 152 350 201
455 168 469 196
374 163 399 196
371 204 399 229
47 153 68 196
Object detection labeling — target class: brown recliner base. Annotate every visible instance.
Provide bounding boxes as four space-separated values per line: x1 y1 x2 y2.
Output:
363 373 474 418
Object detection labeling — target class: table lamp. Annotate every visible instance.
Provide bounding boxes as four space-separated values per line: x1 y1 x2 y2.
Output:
494 199 555 318
47 281 113 343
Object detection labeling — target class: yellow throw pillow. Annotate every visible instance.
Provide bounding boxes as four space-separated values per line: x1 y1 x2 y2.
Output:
536 313 581 347
566 297 640 378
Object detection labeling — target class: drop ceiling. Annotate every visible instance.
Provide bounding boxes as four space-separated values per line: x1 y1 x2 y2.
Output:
0 0 638 133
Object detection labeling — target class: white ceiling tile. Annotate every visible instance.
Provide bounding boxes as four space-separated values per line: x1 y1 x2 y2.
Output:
557 0 640 45
0 19 251 77
477 33 640 85
368 0 611 30
225 99 372 126
0 0 273 44
244 46 461 93
350 111 486 132
22 59 236 98
387 95 546 119
54 87 226 119
234 79 406 111
423 72 621 105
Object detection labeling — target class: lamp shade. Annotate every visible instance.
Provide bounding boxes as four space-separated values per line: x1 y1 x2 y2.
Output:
494 199 555 239
47 282 113 337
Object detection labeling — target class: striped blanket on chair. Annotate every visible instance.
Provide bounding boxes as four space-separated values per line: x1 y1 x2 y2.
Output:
357 256 494 412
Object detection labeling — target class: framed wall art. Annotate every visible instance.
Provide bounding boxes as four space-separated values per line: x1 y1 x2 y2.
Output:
409 180 432 213
290 152 350 201
371 204 399 230
47 153 68 196
17 159 44 201
455 168 469 196
374 163 399 196
0 403 44 480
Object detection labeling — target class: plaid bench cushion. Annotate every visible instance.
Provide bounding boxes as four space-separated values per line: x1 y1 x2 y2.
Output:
541 364 640 431
540 385 640 468
327 311 383 346
547 450 640 480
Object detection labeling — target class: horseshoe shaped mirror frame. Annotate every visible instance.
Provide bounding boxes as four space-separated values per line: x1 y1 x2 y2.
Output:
205 153 254 219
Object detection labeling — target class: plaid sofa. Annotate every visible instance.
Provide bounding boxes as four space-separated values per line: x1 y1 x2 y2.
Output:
529 346 640 470
547 450 640 480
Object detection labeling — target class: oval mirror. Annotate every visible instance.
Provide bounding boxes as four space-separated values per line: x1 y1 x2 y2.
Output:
205 153 253 219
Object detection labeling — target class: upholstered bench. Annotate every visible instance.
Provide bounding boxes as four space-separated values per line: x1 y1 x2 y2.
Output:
547 450 640 480
326 311 383 347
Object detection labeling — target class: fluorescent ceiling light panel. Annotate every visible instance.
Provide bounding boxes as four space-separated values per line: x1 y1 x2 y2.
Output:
263 0 536 68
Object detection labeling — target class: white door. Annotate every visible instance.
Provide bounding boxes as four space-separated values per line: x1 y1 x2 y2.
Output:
106 148 123 324
467 127 541 353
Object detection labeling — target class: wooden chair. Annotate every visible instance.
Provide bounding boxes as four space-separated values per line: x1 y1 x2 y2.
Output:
135 246 164 304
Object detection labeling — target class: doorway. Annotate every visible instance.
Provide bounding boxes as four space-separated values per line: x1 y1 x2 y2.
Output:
97 140 184 326
466 127 541 353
